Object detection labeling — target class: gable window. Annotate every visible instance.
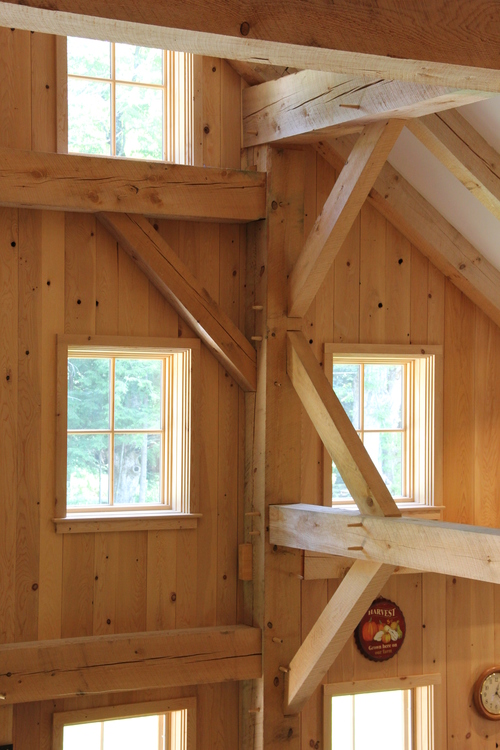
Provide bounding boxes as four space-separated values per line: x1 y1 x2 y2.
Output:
67 37 193 164
56 336 199 526
324 677 438 750
324 344 443 511
53 697 195 750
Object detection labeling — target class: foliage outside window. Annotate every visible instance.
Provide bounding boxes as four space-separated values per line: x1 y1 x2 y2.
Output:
57 336 198 517
324 344 443 508
67 37 193 164
53 698 195 750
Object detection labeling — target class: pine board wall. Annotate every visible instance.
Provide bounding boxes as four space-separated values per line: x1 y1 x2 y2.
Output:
0 28 246 748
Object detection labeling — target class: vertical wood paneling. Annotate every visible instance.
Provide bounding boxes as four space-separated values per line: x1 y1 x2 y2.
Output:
384 223 411 344
0 28 31 149
31 32 57 152
93 533 119 635
422 574 447 749
410 246 428 345
359 204 386 343
61 533 95 637
95 222 119 336
147 531 177 630
64 213 96 335
201 57 221 168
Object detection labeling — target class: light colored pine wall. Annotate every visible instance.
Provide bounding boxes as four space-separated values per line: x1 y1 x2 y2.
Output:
0 28 245 749
298 149 500 749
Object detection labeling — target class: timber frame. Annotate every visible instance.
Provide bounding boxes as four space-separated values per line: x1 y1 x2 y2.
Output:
2 6 500 750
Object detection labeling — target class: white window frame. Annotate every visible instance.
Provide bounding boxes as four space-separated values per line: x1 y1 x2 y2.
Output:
55 334 200 531
52 696 196 750
324 344 443 514
324 675 440 750
57 37 194 165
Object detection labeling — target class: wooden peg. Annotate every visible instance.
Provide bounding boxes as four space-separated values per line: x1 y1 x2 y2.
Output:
248 707 261 713
272 637 284 644
339 103 361 109
347 522 363 527
251 335 263 341
252 304 264 310
245 511 261 517
278 666 289 673
249 530 260 536
347 546 364 551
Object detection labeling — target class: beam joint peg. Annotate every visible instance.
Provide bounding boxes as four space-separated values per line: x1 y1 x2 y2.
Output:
347 522 363 527
347 546 364 551
272 636 284 644
279 665 290 673
252 304 264 310
249 530 261 536
248 707 261 713
251 335 263 341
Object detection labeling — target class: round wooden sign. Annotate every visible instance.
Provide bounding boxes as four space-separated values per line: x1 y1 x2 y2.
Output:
355 598 406 662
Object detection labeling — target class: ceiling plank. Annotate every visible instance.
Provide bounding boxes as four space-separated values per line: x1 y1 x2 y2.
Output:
285 560 394 715
243 71 489 147
98 213 257 391
316 137 500 331
0 625 262 703
2 1 500 92
287 331 400 518
270 504 500 584
0 147 266 222
288 120 405 318
407 111 500 222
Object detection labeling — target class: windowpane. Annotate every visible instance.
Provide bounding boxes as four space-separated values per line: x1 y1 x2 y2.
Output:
103 715 161 749
115 84 163 159
331 694 353 750
68 36 111 78
364 365 403 430
63 722 101 750
364 431 403 496
68 78 111 155
332 364 360 429
114 434 161 504
114 359 162 430
67 434 110 506
354 691 406 749
115 43 163 84
68 357 111 430
332 464 351 501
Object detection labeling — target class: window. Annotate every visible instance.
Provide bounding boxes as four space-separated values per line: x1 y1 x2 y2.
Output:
67 37 193 164
56 336 199 524
53 698 196 750
324 344 443 509
324 677 438 750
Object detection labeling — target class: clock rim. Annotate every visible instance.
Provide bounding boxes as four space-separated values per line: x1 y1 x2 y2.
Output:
474 667 500 720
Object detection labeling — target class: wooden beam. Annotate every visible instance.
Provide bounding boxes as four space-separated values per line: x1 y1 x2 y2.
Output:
287 332 400 517
243 71 489 147
407 111 500 222
0 625 262 704
316 137 500 331
0 147 266 222
2 1 500 92
285 560 393 714
288 120 405 317
270 504 500 584
98 213 257 391
304 552 424 580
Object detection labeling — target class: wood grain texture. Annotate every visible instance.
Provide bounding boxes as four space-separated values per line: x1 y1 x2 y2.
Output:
243 71 487 147
98 213 257 391
0 147 266 221
3 1 500 92
0 625 262 703
288 120 404 318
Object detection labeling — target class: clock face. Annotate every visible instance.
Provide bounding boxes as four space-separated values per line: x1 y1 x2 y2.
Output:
481 673 500 716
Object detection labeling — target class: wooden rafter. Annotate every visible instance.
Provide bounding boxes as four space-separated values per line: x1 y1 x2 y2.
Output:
316 137 500 330
0 147 266 222
287 331 400 517
98 213 257 391
243 71 489 148
2 0 500 92
0 625 262 703
270 504 500 585
407 111 500 222
288 120 405 318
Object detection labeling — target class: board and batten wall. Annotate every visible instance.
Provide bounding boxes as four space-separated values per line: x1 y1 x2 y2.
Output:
293 149 500 750
0 27 247 748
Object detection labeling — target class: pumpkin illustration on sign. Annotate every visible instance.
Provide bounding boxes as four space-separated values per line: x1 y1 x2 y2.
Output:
355 598 406 662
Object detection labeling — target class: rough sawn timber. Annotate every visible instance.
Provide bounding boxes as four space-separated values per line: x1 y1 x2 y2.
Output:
0 625 262 703
0 147 266 222
1 0 500 92
98 212 257 391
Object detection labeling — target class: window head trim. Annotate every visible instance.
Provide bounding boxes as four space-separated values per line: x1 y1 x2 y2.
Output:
56 334 200 521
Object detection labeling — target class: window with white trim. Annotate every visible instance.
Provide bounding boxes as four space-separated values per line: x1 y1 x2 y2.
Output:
324 345 443 509
56 336 199 518
67 37 193 164
53 697 195 750
324 677 437 750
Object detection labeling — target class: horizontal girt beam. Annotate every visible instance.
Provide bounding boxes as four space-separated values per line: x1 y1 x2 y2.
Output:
0 147 266 222
407 111 500 222
316 137 500 331
98 213 257 391
1 1 500 92
0 625 262 704
288 120 405 317
303 552 423 580
243 71 489 147
270 504 500 584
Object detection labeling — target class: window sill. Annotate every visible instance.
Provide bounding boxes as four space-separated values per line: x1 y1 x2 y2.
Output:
53 512 202 534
